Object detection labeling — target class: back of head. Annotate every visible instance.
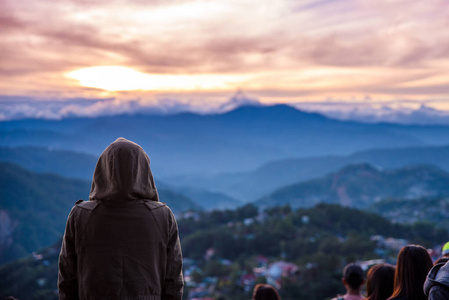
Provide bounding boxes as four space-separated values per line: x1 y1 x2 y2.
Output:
343 263 364 290
252 284 281 300
389 244 433 300
90 137 159 202
366 263 395 300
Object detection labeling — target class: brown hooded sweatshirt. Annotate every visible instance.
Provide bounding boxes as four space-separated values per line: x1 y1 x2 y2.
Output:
58 138 184 300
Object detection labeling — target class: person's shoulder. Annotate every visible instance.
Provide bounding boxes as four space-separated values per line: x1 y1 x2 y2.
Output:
75 199 100 211
143 200 167 210
66 200 100 221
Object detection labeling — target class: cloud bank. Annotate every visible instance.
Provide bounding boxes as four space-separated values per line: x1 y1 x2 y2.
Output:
1 0 449 112
0 92 262 120
2 93 449 126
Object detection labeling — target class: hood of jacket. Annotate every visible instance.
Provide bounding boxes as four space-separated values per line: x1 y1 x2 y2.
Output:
89 137 159 202
424 260 449 295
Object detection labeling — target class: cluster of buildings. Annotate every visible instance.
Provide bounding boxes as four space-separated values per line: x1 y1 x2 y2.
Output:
183 254 299 299
182 233 446 299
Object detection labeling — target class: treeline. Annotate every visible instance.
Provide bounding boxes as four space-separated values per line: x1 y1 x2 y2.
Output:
1 203 448 300
178 203 448 300
179 203 447 261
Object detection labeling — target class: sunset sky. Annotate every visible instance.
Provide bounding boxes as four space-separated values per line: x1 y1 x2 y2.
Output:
1 0 449 119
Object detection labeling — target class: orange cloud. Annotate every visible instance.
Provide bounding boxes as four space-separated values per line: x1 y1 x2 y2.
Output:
0 0 449 112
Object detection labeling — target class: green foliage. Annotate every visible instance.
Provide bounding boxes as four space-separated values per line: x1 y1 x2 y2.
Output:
178 204 258 236
179 203 447 264
1 203 448 300
370 196 449 230
178 203 448 299
0 242 60 300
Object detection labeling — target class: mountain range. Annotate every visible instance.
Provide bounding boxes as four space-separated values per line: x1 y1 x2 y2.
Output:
4 141 449 203
0 146 242 210
4 104 449 178
164 144 449 201
3 158 448 264
4 104 449 262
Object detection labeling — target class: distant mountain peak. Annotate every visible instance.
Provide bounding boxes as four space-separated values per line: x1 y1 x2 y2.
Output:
217 91 262 111
221 103 330 121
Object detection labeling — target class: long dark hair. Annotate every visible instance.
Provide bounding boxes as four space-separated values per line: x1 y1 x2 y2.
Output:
388 245 433 300
252 284 281 300
366 263 395 300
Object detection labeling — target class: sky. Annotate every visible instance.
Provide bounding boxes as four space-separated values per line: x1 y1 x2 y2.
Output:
1 0 449 120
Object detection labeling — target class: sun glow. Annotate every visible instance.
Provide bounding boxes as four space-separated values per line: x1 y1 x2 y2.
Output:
66 66 250 92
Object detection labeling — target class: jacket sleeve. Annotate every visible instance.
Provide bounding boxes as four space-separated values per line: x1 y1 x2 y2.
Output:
162 209 184 300
58 207 79 300
428 285 449 300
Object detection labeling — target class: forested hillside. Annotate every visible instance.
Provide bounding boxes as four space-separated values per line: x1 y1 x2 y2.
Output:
259 163 449 208
172 144 449 200
370 197 449 227
0 162 89 263
1 203 446 300
0 162 200 263
0 146 97 179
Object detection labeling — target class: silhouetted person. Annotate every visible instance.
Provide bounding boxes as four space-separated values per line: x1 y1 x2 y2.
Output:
365 263 395 300
252 284 281 300
331 263 365 300
388 244 432 300
58 138 184 300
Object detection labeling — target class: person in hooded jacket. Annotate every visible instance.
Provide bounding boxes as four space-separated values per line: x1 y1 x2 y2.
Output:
58 138 184 300
424 260 449 300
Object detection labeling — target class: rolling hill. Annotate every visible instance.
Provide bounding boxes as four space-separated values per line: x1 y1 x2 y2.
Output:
0 162 199 263
0 146 97 180
5 143 449 205
165 144 449 201
0 146 241 211
0 162 90 263
257 163 449 209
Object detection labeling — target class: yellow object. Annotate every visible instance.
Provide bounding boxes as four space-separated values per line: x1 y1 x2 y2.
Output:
442 242 449 255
